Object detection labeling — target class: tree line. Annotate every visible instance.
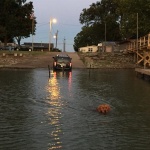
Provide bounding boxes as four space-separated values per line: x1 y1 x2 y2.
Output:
0 0 36 46
73 0 150 51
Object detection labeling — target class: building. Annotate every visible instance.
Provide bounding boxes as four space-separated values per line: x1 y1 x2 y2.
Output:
0 42 17 50
79 45 98 53
79 42 118 53
21 42 54 51
98 42 117 52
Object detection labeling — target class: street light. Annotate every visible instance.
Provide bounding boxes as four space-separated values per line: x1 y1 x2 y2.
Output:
49 18 57 51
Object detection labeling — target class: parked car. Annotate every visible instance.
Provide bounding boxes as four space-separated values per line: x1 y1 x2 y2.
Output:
0 46 15 50
53 54 72 71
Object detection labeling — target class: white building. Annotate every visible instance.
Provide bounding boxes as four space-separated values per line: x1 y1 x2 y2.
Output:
79 45 98 53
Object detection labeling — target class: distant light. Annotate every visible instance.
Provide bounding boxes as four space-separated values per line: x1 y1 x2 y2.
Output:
51 18 57 24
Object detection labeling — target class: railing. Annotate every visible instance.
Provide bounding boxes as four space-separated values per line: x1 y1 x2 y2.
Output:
148 34 150 48
126 33 150 67
127 33 150 52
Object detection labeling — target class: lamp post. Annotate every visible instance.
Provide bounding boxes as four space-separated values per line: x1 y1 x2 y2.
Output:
49 18 57 51
53 30 58 48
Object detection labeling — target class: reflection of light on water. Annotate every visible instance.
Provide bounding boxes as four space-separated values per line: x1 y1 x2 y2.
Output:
46 73 63 150
68 71 72 91
47 72 60 101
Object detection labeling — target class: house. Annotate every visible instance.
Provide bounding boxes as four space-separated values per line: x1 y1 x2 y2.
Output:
98 42 117 52
21 42 54 51
79 42 118 53
79 45 98 53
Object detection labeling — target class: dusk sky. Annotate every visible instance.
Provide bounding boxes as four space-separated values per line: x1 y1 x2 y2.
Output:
22 0 98 52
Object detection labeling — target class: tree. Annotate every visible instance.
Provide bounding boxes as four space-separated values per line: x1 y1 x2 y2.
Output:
74 0 120 51
74 0 150 51
14 1 36 46
0 0 36 46
114 0 150 39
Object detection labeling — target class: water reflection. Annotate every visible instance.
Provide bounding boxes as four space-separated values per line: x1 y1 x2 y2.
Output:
46 72 62 150
47 72 61 101
53 71 72 92
53 71 72 78
46 70 72 149
1 69 150 150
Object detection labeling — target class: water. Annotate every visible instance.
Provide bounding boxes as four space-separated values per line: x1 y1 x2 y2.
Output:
0 69 150 150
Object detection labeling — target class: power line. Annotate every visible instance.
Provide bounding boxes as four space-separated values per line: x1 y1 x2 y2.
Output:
36 22 81 27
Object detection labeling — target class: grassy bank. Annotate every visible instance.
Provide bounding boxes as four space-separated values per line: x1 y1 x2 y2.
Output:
0 50 50 56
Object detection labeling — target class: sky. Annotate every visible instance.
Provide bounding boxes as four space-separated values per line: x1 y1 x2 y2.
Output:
22 0 98 52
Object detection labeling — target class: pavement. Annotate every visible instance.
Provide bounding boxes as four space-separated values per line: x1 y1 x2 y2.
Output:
67 52 85 69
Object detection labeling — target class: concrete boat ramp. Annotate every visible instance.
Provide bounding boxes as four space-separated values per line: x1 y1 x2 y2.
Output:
135 68 150 80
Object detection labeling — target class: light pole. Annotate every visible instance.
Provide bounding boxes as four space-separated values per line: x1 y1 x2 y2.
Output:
49 18 57 51
53 30 58 48
63 37 66 52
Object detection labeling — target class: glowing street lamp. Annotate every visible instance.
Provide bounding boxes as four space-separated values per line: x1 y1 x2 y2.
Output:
49 18 57 51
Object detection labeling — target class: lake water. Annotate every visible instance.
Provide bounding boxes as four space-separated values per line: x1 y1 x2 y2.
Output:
0 69 150 150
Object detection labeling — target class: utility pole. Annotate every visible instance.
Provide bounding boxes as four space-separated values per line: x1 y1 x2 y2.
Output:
30 12 34 51
55 30 58 48
63 38 66 52
49 18 57 51
32 19 34 51
105 22 106 42
136 13 139 64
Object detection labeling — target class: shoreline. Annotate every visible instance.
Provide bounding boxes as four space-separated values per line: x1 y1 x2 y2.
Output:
0 51 137 69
